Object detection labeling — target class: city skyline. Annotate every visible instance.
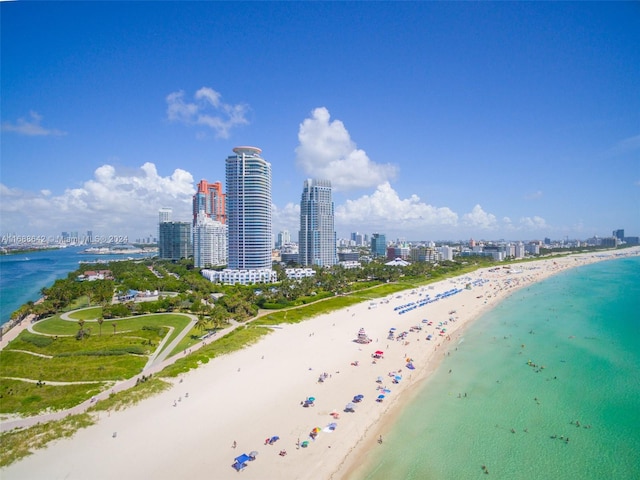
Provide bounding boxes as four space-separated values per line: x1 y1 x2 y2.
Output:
1 2 639 241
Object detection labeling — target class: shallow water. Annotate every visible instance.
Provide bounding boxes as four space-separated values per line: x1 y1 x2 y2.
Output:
357 256 640 480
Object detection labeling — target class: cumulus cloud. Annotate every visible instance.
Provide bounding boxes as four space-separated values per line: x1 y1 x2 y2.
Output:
519 215 548 229
0 163 194 238
335 182 458 234
462 205 498 229
295 107 397 191
1 111 66 136
166 87 249 139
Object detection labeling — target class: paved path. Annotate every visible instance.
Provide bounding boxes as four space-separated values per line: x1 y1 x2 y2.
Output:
0 316 239 433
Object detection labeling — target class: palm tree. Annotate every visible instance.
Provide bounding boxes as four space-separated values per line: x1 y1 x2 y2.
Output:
97 317 104 336
195 314 210 332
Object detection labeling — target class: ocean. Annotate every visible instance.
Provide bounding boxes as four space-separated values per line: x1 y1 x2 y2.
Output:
0 246 156 327
356 255 640 480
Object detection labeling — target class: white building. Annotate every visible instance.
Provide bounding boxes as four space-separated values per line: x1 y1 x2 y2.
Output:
226 146 272 270
201 268 277 285
285 268 316 280
193 211 227 268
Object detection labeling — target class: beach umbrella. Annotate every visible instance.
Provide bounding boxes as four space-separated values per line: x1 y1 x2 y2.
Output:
301 441 309 448
308 397 315 402
249 451 259 458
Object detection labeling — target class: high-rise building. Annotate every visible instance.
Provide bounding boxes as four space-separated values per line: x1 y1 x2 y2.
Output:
371 233 387 258
613 229 624 241
158 207 172 224
225 146 272 270
193 211 227 268
276 230 291 249
193 180 226 226
298 179 336 267
158 222 192 260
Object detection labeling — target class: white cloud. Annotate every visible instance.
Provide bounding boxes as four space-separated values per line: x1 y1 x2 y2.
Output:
335 182 458 234
295 107 397 191
519 216 548 229
1 111 66 136
166 87 249 139
0 163 194 238
462 205 498 229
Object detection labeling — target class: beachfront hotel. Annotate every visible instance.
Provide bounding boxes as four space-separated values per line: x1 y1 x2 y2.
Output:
298 178 337 267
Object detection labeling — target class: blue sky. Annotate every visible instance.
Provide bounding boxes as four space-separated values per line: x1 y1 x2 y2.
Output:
2 2 639 242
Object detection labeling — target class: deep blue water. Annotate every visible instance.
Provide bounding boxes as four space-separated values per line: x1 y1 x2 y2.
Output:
0 247 155 326
357 255 640 479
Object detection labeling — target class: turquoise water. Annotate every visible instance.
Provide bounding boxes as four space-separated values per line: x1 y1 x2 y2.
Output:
0 247 155 326
357 256 640 480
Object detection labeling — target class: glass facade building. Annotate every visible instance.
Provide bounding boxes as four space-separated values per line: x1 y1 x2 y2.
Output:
299 179 336 267
158 222 192 260
225 146 272 270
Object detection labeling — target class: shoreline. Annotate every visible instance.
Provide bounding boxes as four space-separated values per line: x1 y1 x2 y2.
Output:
2 249 638 479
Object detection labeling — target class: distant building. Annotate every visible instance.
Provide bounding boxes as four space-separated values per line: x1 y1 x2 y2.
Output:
299 179 336 267
624 236 639 245
371 233 386 258
158 207 172 224
613 229 624 241
338 251 359 262
193 211 227 268
193 180 226 225
437 245 454 261
276 230 291 249
158 221 192 260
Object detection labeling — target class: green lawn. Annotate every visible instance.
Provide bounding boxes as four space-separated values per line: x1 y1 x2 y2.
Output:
67 307 103 320
31 313 191 336
0 378 105 415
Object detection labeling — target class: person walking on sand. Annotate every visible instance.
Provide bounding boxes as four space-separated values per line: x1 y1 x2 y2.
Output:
378 435 383 444
232 440 237 449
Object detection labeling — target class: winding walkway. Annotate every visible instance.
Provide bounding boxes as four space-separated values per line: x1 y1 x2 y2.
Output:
0 312 241 433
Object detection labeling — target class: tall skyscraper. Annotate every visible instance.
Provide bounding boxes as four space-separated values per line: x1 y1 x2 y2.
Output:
193 211 227 268
299 179 336 267
225 146 272 270
193 180 226 226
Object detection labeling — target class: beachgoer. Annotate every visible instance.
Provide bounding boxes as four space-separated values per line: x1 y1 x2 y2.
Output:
378 435 383 444
232 440 237 448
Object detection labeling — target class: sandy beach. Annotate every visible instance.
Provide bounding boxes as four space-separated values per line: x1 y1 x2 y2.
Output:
2 250 637 480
